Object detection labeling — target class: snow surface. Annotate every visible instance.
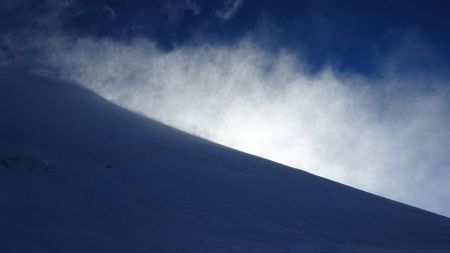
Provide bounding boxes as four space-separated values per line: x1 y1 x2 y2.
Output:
1 68 450 253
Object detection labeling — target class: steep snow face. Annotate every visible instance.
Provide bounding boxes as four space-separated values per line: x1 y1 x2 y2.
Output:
1 68 450 253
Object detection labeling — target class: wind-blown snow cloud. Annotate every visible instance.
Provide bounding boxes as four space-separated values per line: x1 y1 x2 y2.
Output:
28 34 450 216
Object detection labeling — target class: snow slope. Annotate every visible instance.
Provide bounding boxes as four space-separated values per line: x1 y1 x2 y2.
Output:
1 68 450 253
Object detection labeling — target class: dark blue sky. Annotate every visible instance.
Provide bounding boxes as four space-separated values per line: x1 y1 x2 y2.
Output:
2 0 450 75
74 0 450 74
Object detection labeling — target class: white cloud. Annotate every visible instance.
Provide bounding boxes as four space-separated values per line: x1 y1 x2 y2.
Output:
34 35 450 216
36 0 78 29
215 0 243 20
103 4 116 19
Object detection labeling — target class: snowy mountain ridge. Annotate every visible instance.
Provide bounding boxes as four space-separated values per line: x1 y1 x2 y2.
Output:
1 68 450 252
